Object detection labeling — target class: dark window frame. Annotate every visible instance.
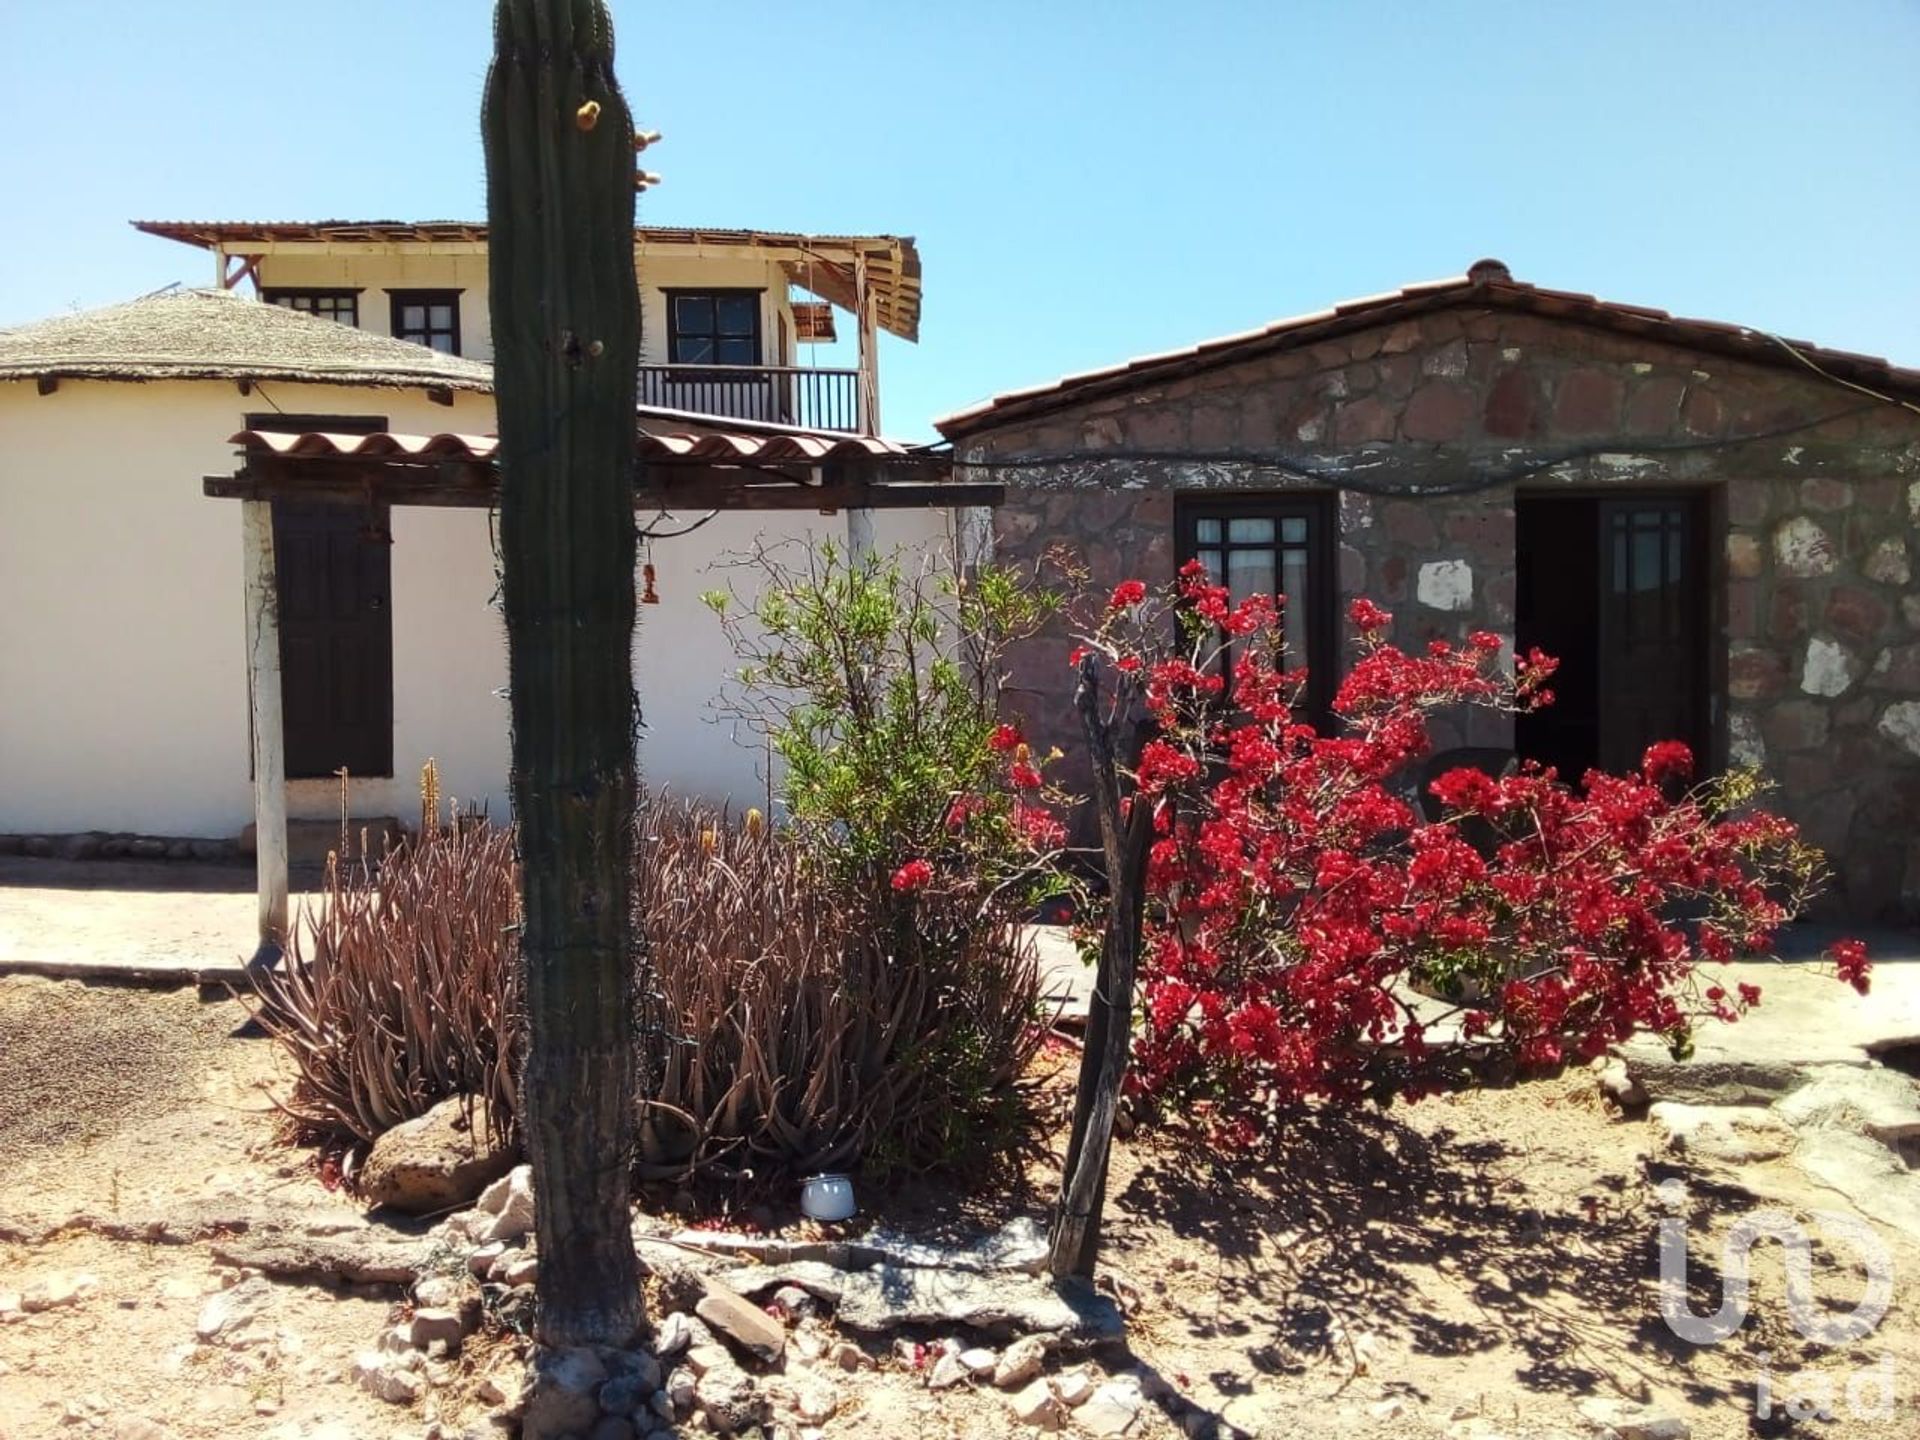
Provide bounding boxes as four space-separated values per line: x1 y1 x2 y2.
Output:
263 287 362 327
388 289 462 355
1174 492 1339 722
664 287 764 368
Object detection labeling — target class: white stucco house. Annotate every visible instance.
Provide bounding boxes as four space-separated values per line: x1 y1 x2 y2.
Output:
0 220 965 868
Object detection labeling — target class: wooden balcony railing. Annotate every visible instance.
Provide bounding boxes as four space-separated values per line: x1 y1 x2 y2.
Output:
637 363 863 433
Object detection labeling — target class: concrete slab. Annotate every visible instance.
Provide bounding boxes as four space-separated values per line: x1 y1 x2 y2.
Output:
0 856 321 986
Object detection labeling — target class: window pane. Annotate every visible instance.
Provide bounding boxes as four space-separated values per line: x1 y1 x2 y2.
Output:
676 336 715 364
1281 549 1311 667
1228 517 1275 543
1226 548 1275 607
1281 517 1308 543
428 304 454 329
1197 548 1223 583
1195 518 1222 544
716 295 757 334
715 337 757 366
674 295 714 334
429 334 454 354
401 304 426 331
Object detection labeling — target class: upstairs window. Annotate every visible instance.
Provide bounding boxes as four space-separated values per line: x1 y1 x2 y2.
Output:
389 290 462 354
264 289 360 327
667 290 761 366
1175 494 1337 720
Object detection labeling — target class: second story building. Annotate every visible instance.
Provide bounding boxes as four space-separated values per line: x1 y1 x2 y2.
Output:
134 219 922 434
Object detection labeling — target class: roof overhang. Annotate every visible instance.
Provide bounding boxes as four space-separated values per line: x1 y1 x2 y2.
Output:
134 220 923 342
204 427 996 513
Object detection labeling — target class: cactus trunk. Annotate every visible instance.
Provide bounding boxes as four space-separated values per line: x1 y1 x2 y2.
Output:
484 0 642 1346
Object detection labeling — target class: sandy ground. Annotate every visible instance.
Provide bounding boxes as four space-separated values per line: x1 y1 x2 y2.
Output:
2 867 1918 1440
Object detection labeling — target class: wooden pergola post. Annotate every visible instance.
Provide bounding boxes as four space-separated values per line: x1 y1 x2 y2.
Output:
848 254 881 558
242 499 289 960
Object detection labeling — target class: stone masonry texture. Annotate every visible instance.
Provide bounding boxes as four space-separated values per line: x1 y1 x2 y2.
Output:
953 305 1920 921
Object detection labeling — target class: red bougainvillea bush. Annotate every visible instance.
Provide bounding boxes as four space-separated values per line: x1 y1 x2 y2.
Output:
1068 563 1867 1143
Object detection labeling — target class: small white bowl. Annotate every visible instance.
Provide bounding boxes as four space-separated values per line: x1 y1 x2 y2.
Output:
800 1173 856 1222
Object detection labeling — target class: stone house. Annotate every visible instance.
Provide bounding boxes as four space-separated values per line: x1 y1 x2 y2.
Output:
936 260 1920 920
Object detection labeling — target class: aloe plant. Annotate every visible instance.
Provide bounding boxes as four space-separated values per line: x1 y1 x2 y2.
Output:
484 0 642 1345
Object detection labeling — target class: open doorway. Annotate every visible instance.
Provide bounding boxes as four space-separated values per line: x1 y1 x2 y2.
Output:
1515 493 1710 783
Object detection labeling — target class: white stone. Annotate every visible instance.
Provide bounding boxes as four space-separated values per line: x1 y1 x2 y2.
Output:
1077 1376 1145 1436
467 1241 506 1278
666 1367 696 1411
1865 536 1912 586
958 1346 997 1377
1053 1370 1097 1407
482 1166 535 1243
1879 701 1920 759
993 1333 1048 1389
1728 712 1765 769
1774 516 1837 577
475 1167 518 1217
1417 559 1473 612
409 1307 467 1348
1801 635 1857 696
1578 1396 1690 1440
1650 1102 1796 1164
828 1339 873 1372
352 1351 425 1405
794 1380 839 1423
927 1351 970 1390
1007 1379 1066 1429
653 1310 695 1357
1776 1065 1920 1143
500 1255 538 1288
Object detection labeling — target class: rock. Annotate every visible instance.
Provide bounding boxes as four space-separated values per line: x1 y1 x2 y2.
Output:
1649 1102 1796 1164
694 1367 767 1435
710 1261 848 1307
834 1267 1123 1339
475 1168 518 1217
665 1367 696 1412
0 1290 20 1321
360 1097 515 1216
958 1346 997 1377
22 1271 96 1313
793 1379 839 1423
686 1342 734 1378
1596 1058 1647 1108
588 1420 635 1440
1008 1379 1066 1429
1054 1370 1096 1407
483 1166 537 1244
927 1351 970 1389
598 1375 652 1417
828 1340 873 1372
195 1274 276 1340
353 1351 426 1405
414 1275 468 1310
859 1215 1052 1275
646 1310 692 1357
477 1369 521 1408
1617 1042 1804 1107
409 1307 468 1349
602 1347 663 1391
993 1334 1049 1389
695 1285 787 1363
468 1241 507 1278
1577 1397 1690 1440
112 1421 181 1440
522 1347 609 1440
1078 1376 1146 1437
770 1284 816 1320
1776 1065 1920 1145
500 1255 540 1288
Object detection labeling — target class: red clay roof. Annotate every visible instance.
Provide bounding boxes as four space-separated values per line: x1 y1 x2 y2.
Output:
229 426 920 464
935 259 1920 436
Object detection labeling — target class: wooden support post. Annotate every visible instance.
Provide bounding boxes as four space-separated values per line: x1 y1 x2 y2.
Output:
846 503 875 561
242 500 289 960
853 253 881 435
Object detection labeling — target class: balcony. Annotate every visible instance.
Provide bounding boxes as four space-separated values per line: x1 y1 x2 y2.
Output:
637 363 863 434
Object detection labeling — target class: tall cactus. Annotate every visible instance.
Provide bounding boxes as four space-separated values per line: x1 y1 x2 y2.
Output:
484 0 642 1346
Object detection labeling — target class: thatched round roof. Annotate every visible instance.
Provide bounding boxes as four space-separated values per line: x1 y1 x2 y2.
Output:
0 288 493 392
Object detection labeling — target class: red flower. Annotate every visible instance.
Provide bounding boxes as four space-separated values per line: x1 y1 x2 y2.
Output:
890 859 933 893
987 723 1022 754
1009 762 1043 791
1827 938 1872 995
1109 579 1148 609
1641 740 1694 786
1349 598 1392 632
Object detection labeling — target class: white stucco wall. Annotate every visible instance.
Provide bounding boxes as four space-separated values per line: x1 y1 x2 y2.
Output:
0 376 952 838
250 247 796 370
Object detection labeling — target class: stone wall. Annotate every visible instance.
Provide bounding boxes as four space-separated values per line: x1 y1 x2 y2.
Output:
954 304 1920 920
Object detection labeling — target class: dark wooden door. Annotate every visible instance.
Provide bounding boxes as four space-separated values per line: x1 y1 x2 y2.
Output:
1596 497 1706 774
274 501 393 779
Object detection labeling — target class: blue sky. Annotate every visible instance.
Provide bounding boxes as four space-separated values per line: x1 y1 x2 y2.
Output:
2 1 1916 440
